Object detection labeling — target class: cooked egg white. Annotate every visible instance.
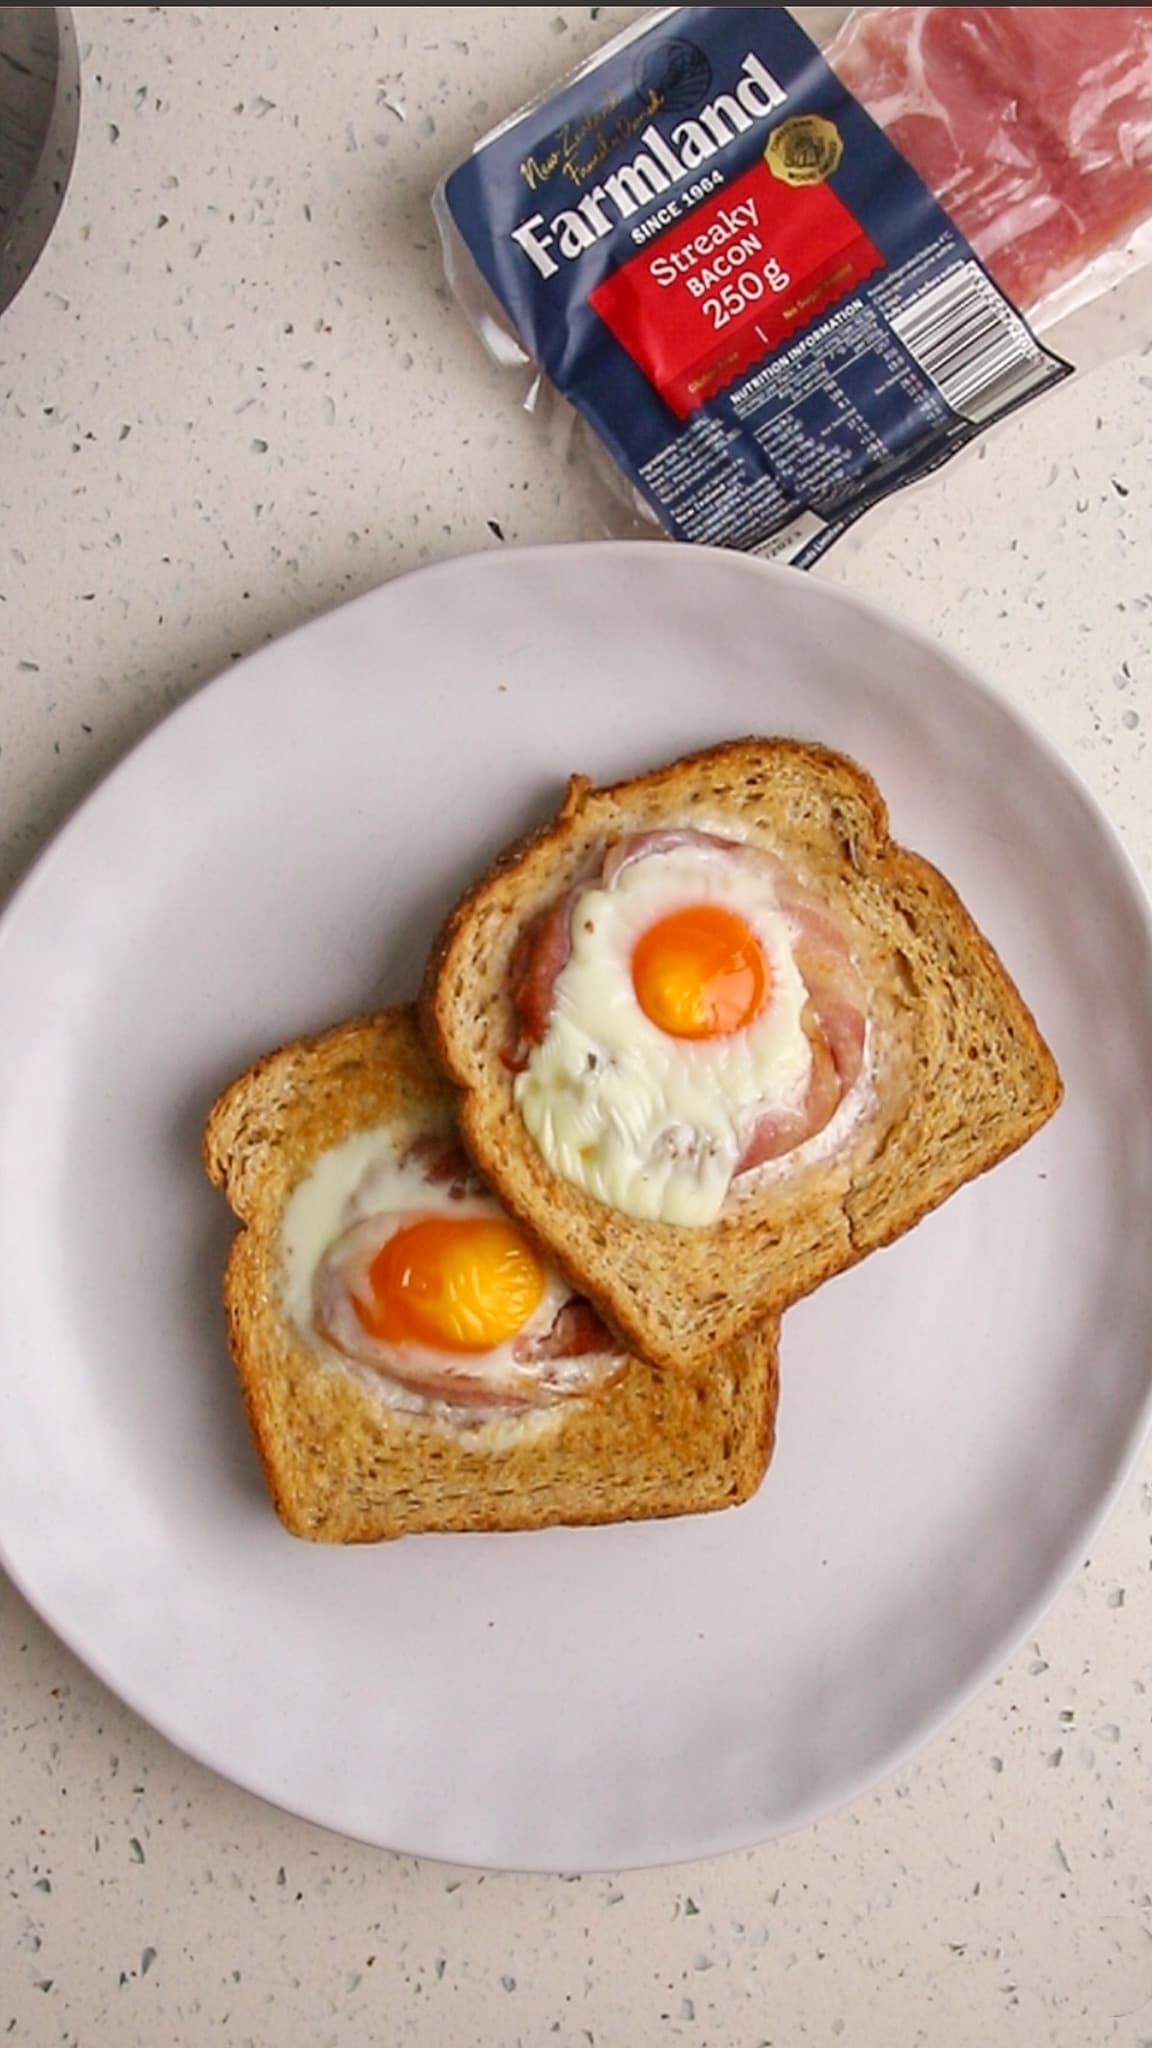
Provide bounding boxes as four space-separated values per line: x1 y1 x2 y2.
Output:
514 843 813 1226
279 1123 614 1417
280 1120 472 1342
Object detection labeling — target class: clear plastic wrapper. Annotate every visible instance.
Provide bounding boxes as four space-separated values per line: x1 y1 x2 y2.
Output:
826 7 1152 337
436 6 1152 565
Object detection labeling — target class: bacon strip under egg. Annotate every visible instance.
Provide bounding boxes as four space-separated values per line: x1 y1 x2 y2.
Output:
509 827 868 1180
312 1141 625 1409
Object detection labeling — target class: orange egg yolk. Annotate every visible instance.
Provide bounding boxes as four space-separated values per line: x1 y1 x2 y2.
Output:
354 1216 547 1354
632 904 770 1040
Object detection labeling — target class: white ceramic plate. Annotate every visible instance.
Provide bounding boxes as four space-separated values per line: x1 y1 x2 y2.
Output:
2 543 1151 1873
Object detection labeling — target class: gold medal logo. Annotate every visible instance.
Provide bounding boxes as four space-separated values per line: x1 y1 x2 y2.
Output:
766 115 844 188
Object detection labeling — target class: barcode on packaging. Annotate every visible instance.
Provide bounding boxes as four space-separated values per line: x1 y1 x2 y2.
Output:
888 261 1058 425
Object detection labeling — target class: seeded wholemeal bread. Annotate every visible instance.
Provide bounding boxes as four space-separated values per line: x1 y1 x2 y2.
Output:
203 1007 780 1542
422 737 1063 1373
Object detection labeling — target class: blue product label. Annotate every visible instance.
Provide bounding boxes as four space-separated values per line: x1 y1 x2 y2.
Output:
443 5 1070 565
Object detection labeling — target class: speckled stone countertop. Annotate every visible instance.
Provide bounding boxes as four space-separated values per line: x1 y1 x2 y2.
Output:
3 9 1152 2045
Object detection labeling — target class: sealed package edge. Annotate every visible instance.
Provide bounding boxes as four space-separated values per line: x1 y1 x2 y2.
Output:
434 6 1152 568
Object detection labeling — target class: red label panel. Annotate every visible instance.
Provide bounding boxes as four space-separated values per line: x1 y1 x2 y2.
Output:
590 160 884 420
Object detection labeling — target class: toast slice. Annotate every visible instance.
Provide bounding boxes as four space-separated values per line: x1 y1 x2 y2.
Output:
203 1007 780 1542
422 738 1063 1372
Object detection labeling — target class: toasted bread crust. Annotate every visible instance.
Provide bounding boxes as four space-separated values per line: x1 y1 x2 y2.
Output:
421 737 1063 1371
204 1008 779 1542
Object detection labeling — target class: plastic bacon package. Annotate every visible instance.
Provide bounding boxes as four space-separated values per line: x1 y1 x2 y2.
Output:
434 6 1152 566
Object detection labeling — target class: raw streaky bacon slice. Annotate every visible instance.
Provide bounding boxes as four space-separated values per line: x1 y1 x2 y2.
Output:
826 7 1152 317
